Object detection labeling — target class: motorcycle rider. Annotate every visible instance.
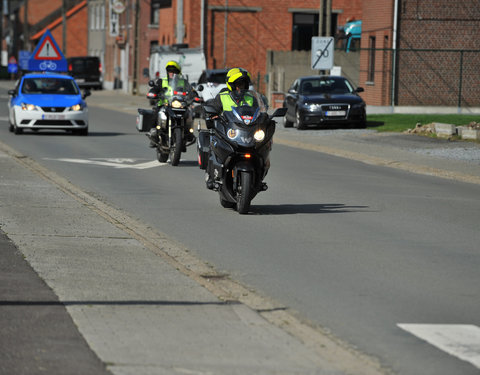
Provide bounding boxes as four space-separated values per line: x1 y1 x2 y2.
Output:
204 68 256 189
208 69 256 115
149 60 194 146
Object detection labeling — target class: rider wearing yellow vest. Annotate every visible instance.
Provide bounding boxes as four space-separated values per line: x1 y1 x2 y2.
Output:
209 69 254 115
157 60 182 106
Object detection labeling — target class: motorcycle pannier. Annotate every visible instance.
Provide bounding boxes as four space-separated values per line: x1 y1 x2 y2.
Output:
136 109 156 132
197 130 210 170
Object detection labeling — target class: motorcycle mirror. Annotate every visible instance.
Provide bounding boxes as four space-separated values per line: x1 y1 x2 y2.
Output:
197 84 204 92
269 107 287 119
148 80 155 87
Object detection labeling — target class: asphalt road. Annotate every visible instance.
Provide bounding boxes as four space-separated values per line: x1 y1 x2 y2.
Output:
1 85 479 375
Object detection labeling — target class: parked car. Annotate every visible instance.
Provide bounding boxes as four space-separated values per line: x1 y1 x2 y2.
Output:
7 72 90 135
195 69 229 98
283 75 366 129
67 56 102 90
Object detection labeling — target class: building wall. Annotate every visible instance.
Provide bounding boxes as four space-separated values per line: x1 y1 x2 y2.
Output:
396 0 480 106
157 0 362 94
360 0 480 107
358 0 393 106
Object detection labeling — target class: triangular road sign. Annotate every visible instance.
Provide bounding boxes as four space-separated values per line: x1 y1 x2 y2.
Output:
28 29 67 72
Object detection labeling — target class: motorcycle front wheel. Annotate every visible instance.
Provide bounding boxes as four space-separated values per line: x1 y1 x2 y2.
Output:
236 171 253 214
170 127 183 166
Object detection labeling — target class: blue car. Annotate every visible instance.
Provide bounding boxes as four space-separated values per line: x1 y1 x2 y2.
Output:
7 72 90 135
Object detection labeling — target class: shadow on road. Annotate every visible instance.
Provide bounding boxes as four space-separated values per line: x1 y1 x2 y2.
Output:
251 203 371 215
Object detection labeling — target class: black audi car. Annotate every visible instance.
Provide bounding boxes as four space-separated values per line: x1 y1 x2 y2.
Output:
283 75 366 129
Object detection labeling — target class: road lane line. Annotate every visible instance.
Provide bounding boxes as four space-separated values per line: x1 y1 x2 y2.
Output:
43 158 165 169
398 324 480 369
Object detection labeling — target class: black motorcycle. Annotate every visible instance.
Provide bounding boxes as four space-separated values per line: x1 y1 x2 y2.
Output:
198 91 287 214
137 74 196 166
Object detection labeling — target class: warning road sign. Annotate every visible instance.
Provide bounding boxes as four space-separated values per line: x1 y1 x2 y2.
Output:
28 30 67 72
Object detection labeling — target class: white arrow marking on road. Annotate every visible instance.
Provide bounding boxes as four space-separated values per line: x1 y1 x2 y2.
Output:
44 158 167 169
398 324 480 369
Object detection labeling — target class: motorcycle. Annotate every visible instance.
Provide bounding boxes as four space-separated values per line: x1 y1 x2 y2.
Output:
136 74 196 166
198 90 287 214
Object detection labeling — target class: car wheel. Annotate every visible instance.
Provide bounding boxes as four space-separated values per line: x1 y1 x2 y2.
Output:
295 109 306 130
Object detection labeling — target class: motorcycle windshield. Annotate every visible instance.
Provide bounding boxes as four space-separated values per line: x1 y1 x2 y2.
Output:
224 90 268 126
167 74 193 99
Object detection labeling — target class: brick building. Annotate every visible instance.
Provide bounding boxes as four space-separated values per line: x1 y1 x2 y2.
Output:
360 0 480 108
7 0 88 60
156 0 362 93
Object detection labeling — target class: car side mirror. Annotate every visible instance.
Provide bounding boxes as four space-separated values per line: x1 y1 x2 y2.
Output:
356 87 364 93
8 89 15 96
288 88 296 94
82 89 91 99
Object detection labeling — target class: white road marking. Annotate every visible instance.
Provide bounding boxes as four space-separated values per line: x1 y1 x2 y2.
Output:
44 158 166 169
0 116 9 121
398 324 480 369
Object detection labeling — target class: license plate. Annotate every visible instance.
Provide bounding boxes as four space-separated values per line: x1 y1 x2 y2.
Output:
42 114 66 120
325 110 346 116
75 78 85 83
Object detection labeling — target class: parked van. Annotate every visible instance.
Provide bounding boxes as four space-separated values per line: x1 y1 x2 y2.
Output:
149 45 206 84
67 56 103 90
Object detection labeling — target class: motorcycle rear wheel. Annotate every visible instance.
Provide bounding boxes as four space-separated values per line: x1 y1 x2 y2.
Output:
170 127 183 166
236 171 252 214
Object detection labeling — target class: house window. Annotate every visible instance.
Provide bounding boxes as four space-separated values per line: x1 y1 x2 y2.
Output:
151 2 160 25
367 36 376 82
292 13 318 51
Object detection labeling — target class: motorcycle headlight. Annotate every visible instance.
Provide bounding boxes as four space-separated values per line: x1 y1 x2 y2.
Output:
171 100 183 108
21 103 39 111
254 129 265 141
227 129 238 139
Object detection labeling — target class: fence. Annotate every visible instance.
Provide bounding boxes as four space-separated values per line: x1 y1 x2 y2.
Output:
264 48 480 109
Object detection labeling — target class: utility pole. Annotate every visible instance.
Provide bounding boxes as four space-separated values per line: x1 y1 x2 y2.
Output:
23 0 28 50
319 0 324 36
223 0 228 67
132 0 139 94
176 0 184 43
62 0 67 55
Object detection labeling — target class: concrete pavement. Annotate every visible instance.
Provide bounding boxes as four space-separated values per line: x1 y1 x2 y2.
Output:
1 82 479 375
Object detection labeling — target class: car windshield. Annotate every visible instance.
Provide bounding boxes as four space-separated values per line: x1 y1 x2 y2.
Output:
21 77 79 95
300 78 354 95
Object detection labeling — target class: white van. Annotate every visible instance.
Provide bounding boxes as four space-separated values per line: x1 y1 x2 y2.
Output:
149 45 206 85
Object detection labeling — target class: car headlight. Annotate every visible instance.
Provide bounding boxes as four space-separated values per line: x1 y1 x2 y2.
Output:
308 104 322 111
67 104 83 111
21 103 39 111
254 129 265 141
227 129 238 139
171 100 184 108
